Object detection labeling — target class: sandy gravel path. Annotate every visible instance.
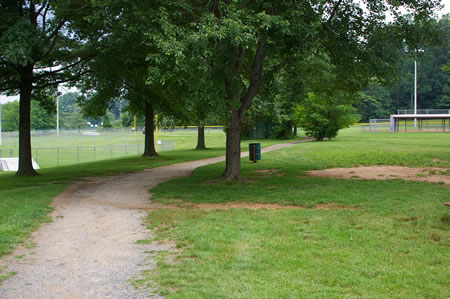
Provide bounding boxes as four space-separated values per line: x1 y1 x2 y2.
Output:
0 140 309 298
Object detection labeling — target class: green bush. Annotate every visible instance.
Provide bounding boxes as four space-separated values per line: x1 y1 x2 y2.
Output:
102 113 113 128
295 92 359 141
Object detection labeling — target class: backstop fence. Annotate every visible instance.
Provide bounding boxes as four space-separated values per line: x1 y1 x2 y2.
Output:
360 119 391 133
397 109 450 115
361 109 450 133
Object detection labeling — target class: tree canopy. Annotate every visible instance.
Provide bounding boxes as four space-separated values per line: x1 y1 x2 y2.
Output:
0 0 94 175
74 1 189 157
150 0 442 179
1 0 444 179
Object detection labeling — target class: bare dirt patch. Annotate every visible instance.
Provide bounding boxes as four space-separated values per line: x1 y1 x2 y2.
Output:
432 158 450 163
163 202 357 211
253 168 282 173
266 186 279 190
307 166 450 186
313 203 360 210
251 169 284 177
201 179 221 185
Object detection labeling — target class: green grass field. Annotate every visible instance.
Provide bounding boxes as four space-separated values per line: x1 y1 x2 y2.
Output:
0 132 293 258
145 128 450 298
1 128 449 297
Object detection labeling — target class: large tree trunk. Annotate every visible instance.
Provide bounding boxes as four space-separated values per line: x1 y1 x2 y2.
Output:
142 102 159 157
221 108 243 180
16 65 38 176
221 41 265 180
293 125 297 136
195 125 206 150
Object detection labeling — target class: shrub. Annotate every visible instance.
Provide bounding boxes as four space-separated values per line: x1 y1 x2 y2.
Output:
295 92 360 141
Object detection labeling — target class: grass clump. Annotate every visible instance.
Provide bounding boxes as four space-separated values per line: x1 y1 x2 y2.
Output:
0 271 17 285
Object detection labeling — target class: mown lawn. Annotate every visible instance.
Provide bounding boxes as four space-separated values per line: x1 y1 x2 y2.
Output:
147 129 450 298
0 136 293 258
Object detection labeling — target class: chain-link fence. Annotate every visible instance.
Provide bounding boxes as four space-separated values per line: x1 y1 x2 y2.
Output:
0 141 174 168
360 119 391 133
391 118 450 133
0 127 225 169
397 109 450 115
159 126 224 133
361 118 450 133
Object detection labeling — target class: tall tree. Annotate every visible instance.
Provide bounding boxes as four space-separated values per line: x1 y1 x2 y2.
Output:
249 64 307 139
175 78 225 150
154 0 442 180
76 1 186 157
64 106 86 130
0 1 93 175
357 83 392 121
1 99 57 131
1 101 20 132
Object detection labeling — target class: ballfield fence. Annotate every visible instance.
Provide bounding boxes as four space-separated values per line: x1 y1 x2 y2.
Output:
0 141 174 169
0 126 224 169
397 109 450 115
360 119 391 133
391 118 450 133
159 126 224 133
361 110 450 133
361 119 450 133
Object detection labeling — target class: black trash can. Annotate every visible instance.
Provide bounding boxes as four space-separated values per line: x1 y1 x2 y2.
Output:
249 143 261 163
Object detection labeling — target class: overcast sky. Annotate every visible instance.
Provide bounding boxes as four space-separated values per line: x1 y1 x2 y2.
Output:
1 0 449 105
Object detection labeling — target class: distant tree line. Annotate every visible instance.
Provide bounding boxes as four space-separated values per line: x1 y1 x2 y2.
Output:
2 100 55 131
357 16 449 122
1 92 146 132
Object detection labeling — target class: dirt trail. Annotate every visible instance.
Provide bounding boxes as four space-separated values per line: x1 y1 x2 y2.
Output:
0 140 310 298
168 202 358 210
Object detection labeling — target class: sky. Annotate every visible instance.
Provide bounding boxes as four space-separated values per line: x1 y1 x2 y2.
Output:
0 0 449 105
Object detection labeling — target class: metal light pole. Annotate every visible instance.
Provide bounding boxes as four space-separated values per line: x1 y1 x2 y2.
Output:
414 55 417 127
0 104 2 146
155 114 158 152
413 48 424 128
56 97 60 136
